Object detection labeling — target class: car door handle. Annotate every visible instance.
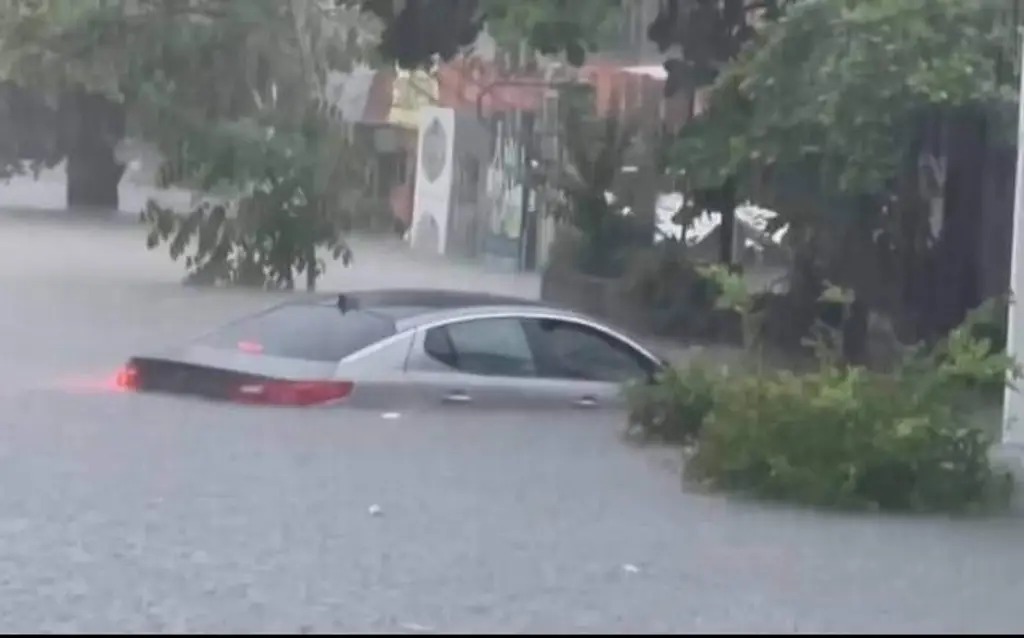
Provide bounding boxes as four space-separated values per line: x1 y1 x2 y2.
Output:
573 395 598 409
442 391 473 404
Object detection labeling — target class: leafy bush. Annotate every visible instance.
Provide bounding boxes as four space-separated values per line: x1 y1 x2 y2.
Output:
627 265 1018 513
933 297 1010 396
625 363 722 445
686 362 1013 512
621 242 737 341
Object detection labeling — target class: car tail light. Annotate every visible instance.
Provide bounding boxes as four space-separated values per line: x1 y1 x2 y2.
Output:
108 357 351 407
113 362 140 391
230 379 354 406
237 340 264 354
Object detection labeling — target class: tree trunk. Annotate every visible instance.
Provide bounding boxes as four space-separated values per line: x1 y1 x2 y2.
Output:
715 179 737 264
60 89 125 210
921 106 986 340
841 298 869 365
718 207 735 264
66 142 124 210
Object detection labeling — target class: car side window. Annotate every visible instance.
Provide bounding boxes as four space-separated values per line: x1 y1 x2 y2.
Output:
423 318 537 377
532 319 652 383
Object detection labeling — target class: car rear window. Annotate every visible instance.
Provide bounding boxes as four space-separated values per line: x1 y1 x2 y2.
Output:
196 305 397 362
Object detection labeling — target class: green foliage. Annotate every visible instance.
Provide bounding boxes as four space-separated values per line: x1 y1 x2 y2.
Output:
0 0 126 98
699 263 764 350
625 362 722 446
667 0 1018 348
621 242 729 340
362 0 622 69
648 0 796 97
144 196 352 290
673 0 1014 199
481 0 622 65
0 0 133 181
687 296 1021 512
549 114 648 277
142 102 358 289
1 0 375 289
0 81 60 179
628 267 1018 513
141 77 367 289
687 360 1013 513
361 0 479 69
915 297 1017 398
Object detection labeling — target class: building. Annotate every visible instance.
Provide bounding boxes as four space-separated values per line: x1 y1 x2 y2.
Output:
344 4 688 272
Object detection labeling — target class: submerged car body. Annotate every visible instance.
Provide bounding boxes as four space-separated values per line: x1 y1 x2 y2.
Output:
117 288 666 409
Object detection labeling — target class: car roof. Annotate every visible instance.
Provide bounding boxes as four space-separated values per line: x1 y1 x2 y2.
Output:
387 304 594 331
297 287 599 329
329 288 546 311
297 287 546 322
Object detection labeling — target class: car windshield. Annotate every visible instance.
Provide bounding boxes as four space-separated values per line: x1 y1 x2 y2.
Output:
196 305 396 362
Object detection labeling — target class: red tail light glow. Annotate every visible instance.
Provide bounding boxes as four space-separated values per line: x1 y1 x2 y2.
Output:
230 379 354 406
113 363 140 391
237 340 264 354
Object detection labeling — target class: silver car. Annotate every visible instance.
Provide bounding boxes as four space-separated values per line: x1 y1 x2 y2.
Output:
116 288 666 410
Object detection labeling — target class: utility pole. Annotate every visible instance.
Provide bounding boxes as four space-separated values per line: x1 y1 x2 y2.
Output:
1003 10 1024 446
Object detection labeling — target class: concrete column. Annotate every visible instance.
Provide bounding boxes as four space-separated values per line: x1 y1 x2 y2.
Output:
1003 30 1024 445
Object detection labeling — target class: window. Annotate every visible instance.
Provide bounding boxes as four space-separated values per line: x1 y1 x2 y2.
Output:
533 319 652 383
197 305 396 363
424 318 536 377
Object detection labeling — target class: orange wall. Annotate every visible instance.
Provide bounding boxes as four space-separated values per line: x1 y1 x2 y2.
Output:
436 59 545 116
434 58 685 125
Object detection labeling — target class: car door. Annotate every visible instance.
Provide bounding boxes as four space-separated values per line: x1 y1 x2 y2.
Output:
403 316 573 409
523 317 659 409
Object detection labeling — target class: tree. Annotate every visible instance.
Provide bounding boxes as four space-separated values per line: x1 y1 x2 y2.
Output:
673 0 1016 345
549 113 646 277
360 0 621 69
646 0 794 97
1 0 377 289
140 0 377 290
0 80 60 180
0 0 135 207
480 0 622 65
646 0 796 265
